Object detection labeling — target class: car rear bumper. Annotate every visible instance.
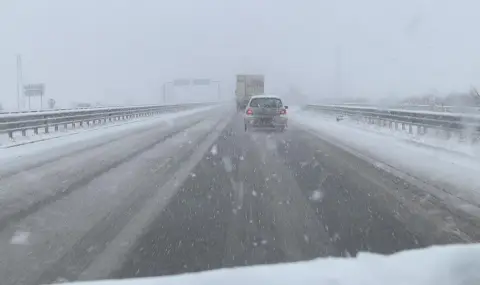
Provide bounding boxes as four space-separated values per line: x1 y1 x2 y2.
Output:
245 117 288 128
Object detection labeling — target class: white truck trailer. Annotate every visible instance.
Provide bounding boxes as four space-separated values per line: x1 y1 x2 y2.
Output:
235 74 265 110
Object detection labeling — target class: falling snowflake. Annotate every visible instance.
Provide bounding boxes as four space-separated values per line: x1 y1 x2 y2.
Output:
332 232 341 242
309 190 324 202
10 231 30 245
304 234 310 243
210 144 218 155
344 250 352 257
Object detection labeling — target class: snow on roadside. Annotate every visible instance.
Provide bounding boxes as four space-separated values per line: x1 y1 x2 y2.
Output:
0 106 217 148
68 243 480 285
0 106 217 162
290 108 480 206
319 111 480 157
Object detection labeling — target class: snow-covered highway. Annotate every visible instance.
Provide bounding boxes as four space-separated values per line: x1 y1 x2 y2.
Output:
0 105 479 285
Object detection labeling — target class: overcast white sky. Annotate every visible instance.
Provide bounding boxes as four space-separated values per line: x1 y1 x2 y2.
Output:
1 0 480 109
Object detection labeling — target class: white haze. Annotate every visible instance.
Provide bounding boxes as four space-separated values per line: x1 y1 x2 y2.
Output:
1 0 480 109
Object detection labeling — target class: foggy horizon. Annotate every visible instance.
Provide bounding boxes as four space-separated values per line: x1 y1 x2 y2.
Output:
1 0 480 109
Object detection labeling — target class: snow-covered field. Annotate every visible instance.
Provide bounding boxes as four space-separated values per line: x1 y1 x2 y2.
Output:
0 106 216 162
290 108 480 211
0 106 215 149
70 243 480 285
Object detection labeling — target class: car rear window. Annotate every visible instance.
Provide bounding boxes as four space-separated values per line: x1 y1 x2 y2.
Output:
249 98 283 108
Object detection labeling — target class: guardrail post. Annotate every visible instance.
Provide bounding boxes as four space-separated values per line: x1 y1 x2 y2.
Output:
8 131 13 139
34 127 38 135
409 124 413 134
22 129 27 136
45 126 49 134
402 123 406 130
55 125 59 132
80 121 83 127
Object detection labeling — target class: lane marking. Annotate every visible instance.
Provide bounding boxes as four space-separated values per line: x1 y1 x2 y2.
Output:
78 110 234 280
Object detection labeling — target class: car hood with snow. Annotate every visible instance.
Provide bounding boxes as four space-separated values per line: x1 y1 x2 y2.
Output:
68 244 480 285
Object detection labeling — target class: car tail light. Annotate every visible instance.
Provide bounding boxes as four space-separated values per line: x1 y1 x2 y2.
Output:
246 108 253 115
280 109 287 115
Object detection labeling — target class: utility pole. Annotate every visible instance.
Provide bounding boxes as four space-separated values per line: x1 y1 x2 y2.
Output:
335 45 343 98
16 55 23 110
212 80 221 101
162 81 172 104
162 83 166 104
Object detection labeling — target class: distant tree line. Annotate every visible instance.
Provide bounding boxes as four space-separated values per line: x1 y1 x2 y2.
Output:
400 89 480 107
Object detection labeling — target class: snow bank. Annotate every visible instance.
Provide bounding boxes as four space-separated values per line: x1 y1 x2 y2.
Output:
289 108 480 206
322 110 480 157
69 244 480 285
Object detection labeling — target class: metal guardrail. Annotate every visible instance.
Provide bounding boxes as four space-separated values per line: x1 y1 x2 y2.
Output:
313 102 480 113
304 104 480 137
1 103 212 139
0 106 120 116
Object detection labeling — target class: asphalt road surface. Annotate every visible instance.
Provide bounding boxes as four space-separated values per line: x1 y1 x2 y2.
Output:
0 106 478 285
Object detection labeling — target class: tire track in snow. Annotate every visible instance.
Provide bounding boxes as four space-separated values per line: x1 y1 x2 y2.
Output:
0 118 206 233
